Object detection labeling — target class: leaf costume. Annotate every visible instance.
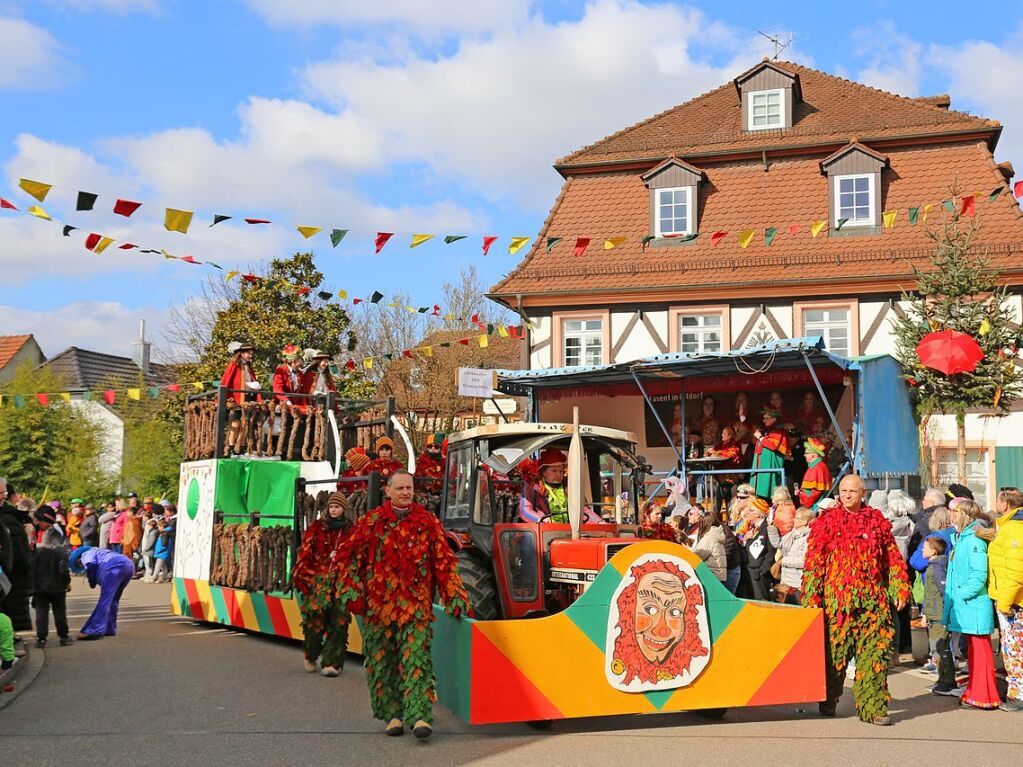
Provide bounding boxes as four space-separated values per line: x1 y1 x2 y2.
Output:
292 516 350 669
801 503 910 721
335 501 470 725
414 452 445 495
751 425 791 499
641 522 678 543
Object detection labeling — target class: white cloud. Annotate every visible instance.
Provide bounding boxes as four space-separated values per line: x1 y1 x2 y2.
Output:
851 20 922 97
0 16 67 90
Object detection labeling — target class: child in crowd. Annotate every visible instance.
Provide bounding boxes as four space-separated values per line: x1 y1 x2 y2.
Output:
152 508 175 583
30 509 72 648
776 507 813 605
921 536 959 695
140 517 160 582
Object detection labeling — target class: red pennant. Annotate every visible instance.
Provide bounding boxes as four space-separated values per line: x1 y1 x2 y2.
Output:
1015 180 1023 198
241 274 259 282
507 326 518 339
788 223 800 236
36 393 49 408
961 196 976 216
297 286 312 295
353 298 362 305
471 313 480 323
482 236 497 256
84 233 101 251
402 350 414 359
458 338 470 345
710 231 729 246
431 305 440 316
179 255 199 264
118 243 137 250
574 237 591 257
345 359 356 370
244 218 271 224
165 384 181 393
104 390 116 404
113 199 142 217
0 198 17 210
374 232 394 253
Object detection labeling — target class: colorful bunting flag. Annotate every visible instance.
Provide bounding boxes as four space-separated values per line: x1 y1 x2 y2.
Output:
148 387 160 398
62 225 76 236
85 233 101 251
961 196 976 216
788 223 800 236
36 393 49 408
641 235 656 247
330 229 348 247
941 199 955 213
104 390 116 404
374 232 394 253
441 235 464 244
363 358 373 370
410 234 434 248
179 255 199 264
603 237 626 250
0 198 17 210
28 205 51 221
497 324 509 338
920 204 933 225
459 338 470 346
908 207 919 225
114 199 142 217
60 393 71 403
988 186 1003 201
245 218 271 225
211 214 232 226
810 221 827 238
316 291 333 301
191 382 203 391
764 227 777 246
94 236 114 253
710 231 728 247
370 291 384 304
76 191 98 211
547 237 562 252
337 289 347 299
127 388 141 401
81 391 92 401
509 236 530 255
164 208 193 233
402 350 414 359
478 335 489 348
19 179 51 201
421 346 433 357
835 218 849 231
298 226 323 239
737 229 756 249
225 270 239 281
574 237 591 257
482 236 498 256
882 210 897 229
1015 180 1023 198
13 394 24 409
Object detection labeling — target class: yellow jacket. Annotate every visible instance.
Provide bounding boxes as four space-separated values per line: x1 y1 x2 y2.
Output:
66 514 82 547
988 507 1023 613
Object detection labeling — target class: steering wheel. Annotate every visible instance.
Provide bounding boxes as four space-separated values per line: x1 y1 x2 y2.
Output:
535 512 563 524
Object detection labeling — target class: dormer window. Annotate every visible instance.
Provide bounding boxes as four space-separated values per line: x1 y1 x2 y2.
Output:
748 89 785 130
642 157 703 243
820 142 889 232
835 174 875 226
655 187 691 237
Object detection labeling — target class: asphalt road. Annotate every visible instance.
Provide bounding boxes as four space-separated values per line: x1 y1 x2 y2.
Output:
1 580 1021 767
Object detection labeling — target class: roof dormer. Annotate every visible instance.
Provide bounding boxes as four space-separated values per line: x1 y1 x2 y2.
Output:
642 157 704 243
734 59 802 132
820 141 889 231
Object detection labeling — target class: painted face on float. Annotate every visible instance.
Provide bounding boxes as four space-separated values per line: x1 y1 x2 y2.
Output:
633 571 687 663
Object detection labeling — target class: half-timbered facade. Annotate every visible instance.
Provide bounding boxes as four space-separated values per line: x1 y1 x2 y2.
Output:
490 60 1023 503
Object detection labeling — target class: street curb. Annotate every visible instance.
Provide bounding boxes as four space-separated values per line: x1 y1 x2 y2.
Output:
0 643 44 711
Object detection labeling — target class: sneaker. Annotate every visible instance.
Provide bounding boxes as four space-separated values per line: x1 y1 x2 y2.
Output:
13 638 26 658
999 699 1023 712
320 666 339 677
59 637 74 647
303 659 316 673
933 685 966 697
385 718 404 736
35 638 46 649
870 715 893 726
412 720 433 739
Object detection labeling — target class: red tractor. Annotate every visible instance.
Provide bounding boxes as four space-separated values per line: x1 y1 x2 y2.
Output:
438 414 652 620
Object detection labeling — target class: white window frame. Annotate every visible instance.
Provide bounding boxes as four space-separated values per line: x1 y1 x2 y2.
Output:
833 173 875 227
561 317 604 367
677 313 724 355
802 308 851 357
654 186 692 238
747 88 785 131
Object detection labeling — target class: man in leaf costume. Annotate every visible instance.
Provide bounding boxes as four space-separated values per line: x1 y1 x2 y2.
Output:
335 470 470 739
292 491 351 677
802 474 910 725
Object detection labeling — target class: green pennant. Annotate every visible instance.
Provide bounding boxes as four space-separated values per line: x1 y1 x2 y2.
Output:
942 199 955 213
486 323 495 334
62 225 76 237
383 353 393 361
148 387 160 398
988 186 1003 201
330 229 348 247
370 291 384 304
13 394 24 408
641 235 656 247
76 191 98 211
908 207 919 225
764 227 777 246
417 307 429 313
546 237 562 253
678 233 698 242
211 214 232 227
206 261 223 270
81 391 92 401
443 235 466 244
439 342 451 348
835 218 849 231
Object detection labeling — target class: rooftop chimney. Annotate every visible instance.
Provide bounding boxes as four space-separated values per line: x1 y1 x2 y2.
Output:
131 319 151 376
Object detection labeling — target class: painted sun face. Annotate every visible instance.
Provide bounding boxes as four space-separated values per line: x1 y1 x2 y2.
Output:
633 572 687 663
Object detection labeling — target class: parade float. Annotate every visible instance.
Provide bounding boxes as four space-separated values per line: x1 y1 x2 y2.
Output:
171 337 918 723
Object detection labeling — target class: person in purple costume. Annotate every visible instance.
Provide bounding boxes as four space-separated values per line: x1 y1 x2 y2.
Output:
68 546 135 640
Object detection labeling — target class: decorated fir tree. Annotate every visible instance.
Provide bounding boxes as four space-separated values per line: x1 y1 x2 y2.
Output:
892 204 1022 483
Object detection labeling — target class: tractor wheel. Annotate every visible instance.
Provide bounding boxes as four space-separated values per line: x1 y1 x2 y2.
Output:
456 550 500 621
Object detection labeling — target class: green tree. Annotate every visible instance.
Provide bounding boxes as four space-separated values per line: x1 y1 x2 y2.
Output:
891 205 1023 483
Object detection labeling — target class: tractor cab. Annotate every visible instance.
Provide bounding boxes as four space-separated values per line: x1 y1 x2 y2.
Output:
438 416 651 620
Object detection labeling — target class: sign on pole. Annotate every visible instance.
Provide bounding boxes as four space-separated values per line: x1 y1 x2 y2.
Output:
458 367 496 398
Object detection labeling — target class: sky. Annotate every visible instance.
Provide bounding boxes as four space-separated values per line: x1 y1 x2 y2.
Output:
2 0 1023 361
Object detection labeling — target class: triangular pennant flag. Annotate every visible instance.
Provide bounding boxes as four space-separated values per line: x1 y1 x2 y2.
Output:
297 286 312 296
85 233 101 251
497 324 509 338
164 208 193 233
920 204 934 224
207 260 222 270
81 390 93 401
60 392 71 403
443 312 454 321
431 305 441 316
19 179 52 201
1 198 18 210
421 346 433 357
764 227 777 246
316 290 333 301
941 199 955 213
245 218 271 224
402 349 414 359
94 237 114 253
28 205 51 221
165 384 181 393
363 358 373 370
810 221 827 238
509 236 530 254
114 199 143 217
76 191 98 211
908 207 919 225
882 210 897 229
383 353 393 361
444 235 466 244
486 323 495 334
352 298 362 305
603 237 626 250
36 393 50 408
179 255 199 264
191 382 204 391
546 237 563 252
330 229 348 247
411 234 434 248
574 237 591 257
211 214 231 226
482 236 498 256
127 388 141 401
104 390 116 404
337 289 348 299
961 196 976 216
478 335 489 348
439 342 451 348
1014 180 1023 198
788 223 800 236
148 387 160 398
737 229 756 249
297 226 322 239
459 338 470 346
374 232 394 253
710 231 728 247
225 270 240 281
835 218 849 231
118 243 137 250
161 250 177 260
344 359 356 371
370 291 384 304
988 186 1003 202
13 394 25 408
471 313 481 324
62 225 76 237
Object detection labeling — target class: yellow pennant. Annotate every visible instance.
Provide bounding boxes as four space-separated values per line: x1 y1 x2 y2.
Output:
810 220 827 238
192 382 204 391
297 226 322 239
337 289 348 299
362 358 373 370
478 335 489 348
497 324 509 338
164 208 194 234
60 392 71 403
603 237 626 250
979 318 991 336
28 205 52 221
94 237 114 253
882 210 897 229
738 229 756 249
443 312 455 321
127 388 141 401
19 179 52 201
920 204 934 225
404 306 417 313
411 234 434 248
509 236 530 255
225 270 240 281
421 346 433 357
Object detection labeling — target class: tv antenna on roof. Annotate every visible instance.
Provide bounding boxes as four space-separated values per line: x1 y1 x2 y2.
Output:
758 30 792 60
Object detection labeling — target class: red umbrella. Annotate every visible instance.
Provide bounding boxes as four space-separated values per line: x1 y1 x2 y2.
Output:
916 330 984 375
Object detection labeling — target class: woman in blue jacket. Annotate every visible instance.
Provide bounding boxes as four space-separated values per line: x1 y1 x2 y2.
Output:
943 499 999 709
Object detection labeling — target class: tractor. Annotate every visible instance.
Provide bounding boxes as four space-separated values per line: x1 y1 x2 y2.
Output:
437 410 652 620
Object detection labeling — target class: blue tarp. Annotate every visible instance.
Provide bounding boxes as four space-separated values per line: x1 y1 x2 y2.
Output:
850 355 920 476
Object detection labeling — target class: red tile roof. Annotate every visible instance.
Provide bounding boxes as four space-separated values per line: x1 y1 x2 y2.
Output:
491 141 1023 300
556 61 998 169
0 334 33 370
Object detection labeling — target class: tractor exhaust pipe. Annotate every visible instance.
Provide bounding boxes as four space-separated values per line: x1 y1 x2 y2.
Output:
568 406 583 541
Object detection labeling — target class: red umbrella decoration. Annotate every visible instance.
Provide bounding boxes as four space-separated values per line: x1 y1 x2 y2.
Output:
916 329 985 375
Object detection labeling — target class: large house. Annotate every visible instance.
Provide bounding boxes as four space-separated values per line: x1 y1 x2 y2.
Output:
490 60 1023 505
0 334 46 384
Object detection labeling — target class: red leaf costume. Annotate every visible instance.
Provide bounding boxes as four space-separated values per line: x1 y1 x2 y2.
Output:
641 522 679 543
292 517 351 669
